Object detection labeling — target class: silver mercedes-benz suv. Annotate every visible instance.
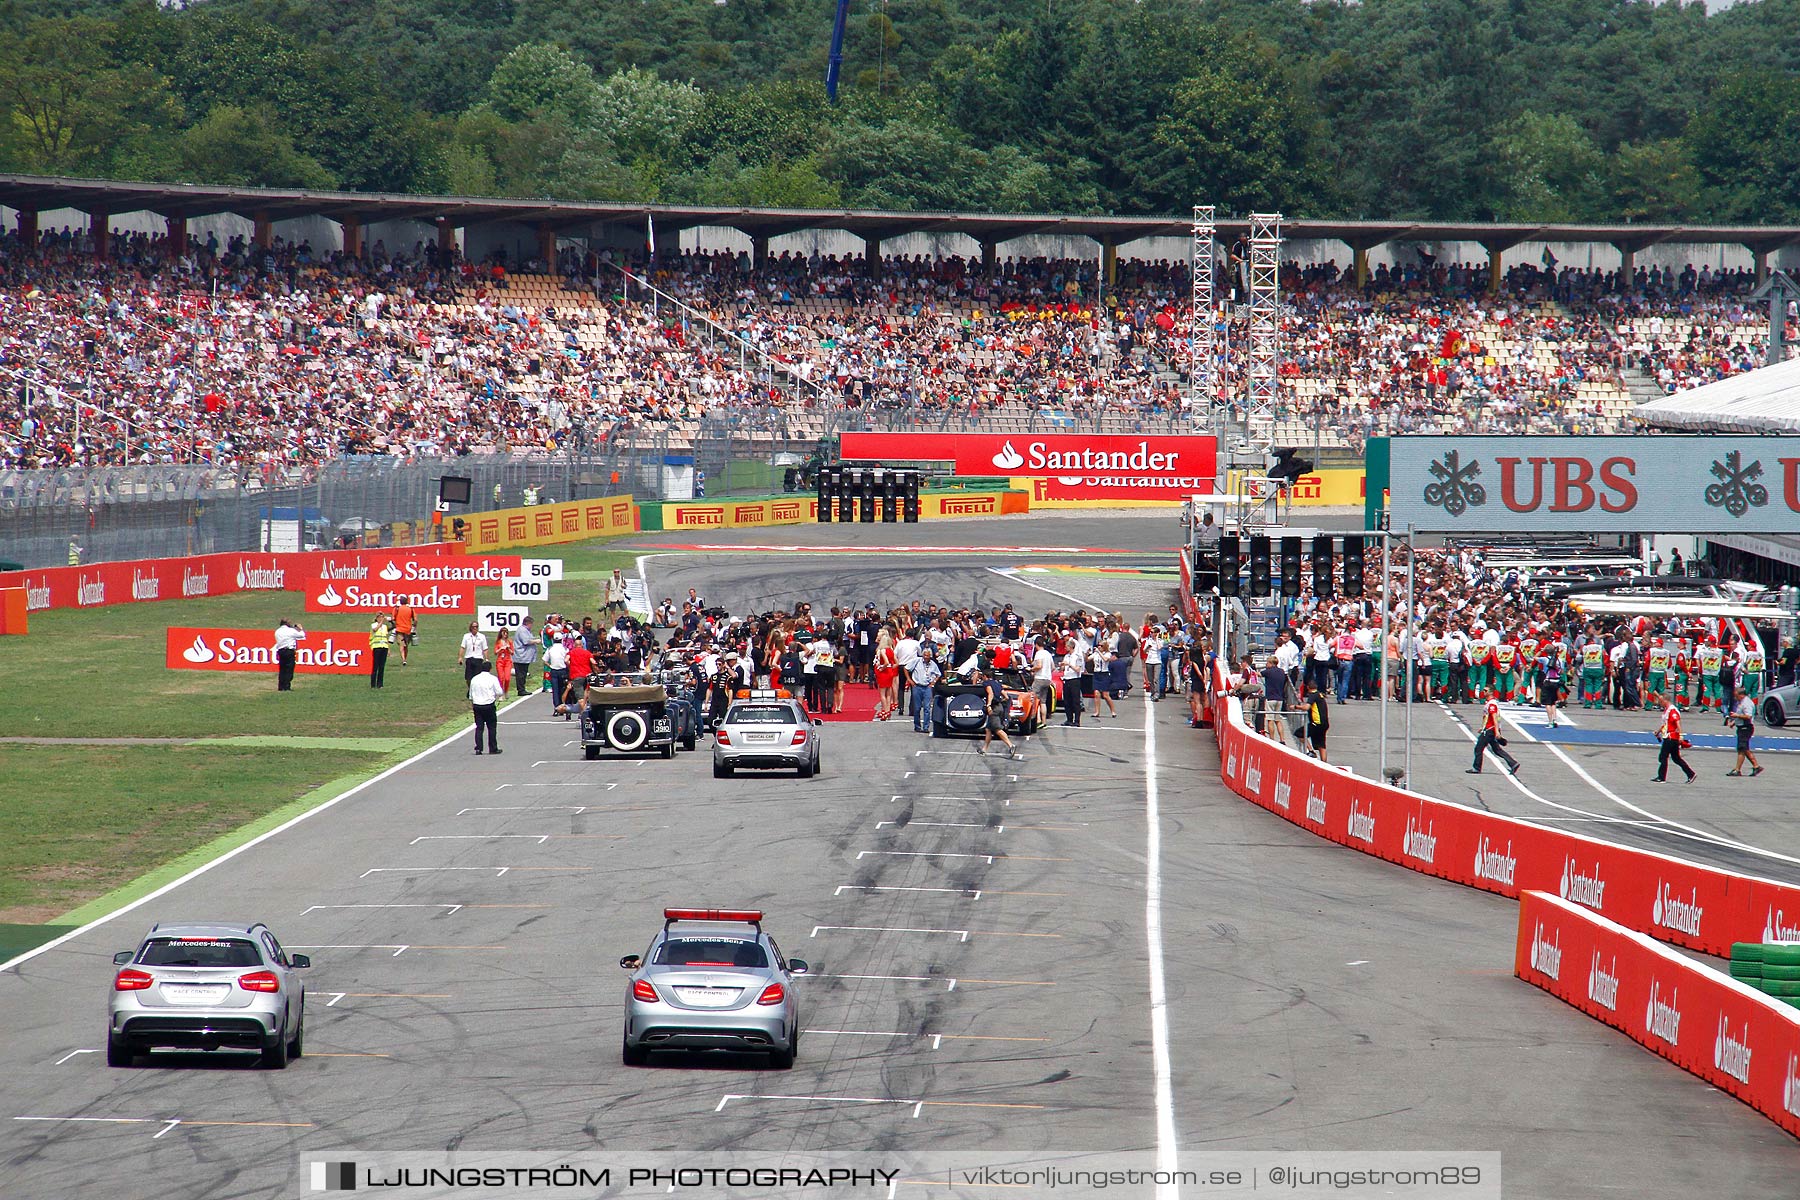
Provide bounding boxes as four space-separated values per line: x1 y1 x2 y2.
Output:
108 921 309 1068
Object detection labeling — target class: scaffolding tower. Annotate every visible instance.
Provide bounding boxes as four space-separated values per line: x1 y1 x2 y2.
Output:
1189 205 1216 415
1245 212 1283 429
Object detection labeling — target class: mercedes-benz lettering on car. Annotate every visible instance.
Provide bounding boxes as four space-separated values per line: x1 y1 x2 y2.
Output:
619 909 809 1068
108 922 309 1068
713 690 822 778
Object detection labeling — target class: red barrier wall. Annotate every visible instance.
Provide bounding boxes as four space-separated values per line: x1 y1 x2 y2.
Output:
1515 890 1800 1138
0 545 461 613
1211 664 1800 957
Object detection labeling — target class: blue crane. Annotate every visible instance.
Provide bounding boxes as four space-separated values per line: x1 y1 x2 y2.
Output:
825 0 852 101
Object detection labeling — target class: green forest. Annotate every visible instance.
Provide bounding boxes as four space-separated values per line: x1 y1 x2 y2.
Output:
2 0 1798 222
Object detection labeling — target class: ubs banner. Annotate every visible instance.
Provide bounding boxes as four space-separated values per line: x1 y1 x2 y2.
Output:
1388 435 1800 533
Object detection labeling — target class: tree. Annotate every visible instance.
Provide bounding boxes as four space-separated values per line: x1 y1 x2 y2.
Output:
176 104 336 189
1490 112 1604 222
1686 70 1800 223
1605 139 1701 224
0 16 181 175
1137 53 1325 215
484 42 604 127
592 67 704 165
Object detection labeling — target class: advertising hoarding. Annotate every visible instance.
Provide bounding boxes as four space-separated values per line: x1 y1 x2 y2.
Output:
1388 436 1800 533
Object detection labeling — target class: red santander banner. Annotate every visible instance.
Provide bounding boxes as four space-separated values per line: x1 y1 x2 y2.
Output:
0 545 463 613
165 626 369 674
839 432 1216 484
1516 889 1800 1137
1020 474 1207 504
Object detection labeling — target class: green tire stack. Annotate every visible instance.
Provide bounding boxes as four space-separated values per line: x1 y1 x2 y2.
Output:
1729 941 1800 1008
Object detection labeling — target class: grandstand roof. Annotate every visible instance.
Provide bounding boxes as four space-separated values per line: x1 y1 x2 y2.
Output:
1633 355 1800 433
6 173 1800 253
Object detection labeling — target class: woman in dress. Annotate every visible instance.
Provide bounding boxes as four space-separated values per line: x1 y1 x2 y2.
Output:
873 627 900 719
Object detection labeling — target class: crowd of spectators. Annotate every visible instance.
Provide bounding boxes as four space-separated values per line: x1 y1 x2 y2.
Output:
0 222 1787 471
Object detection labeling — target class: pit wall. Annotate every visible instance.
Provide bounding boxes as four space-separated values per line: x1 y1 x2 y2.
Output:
1514 890 1800 1137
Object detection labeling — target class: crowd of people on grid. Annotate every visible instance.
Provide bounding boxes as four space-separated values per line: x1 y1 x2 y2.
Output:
2 222 1789 472
1230 546 1797 777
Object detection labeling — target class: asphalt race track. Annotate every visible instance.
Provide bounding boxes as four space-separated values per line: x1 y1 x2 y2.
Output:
1 514 1795 1198
1322 685 1800 888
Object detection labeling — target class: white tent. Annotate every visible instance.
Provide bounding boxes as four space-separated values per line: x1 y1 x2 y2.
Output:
1632 355 1800 432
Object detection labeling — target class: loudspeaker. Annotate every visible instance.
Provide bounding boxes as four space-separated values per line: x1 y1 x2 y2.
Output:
836 467 856 523
856 468 876 523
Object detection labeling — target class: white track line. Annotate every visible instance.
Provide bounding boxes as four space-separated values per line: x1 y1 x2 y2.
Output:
1144 692 1179 1197
1518 720 1800 869
1437 702 1798 863
0 694 535 974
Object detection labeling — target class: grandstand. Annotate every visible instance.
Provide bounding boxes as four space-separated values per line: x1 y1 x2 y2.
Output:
2 173 1797 473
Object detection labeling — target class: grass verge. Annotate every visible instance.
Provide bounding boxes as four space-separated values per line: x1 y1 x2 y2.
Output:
0 538 642 935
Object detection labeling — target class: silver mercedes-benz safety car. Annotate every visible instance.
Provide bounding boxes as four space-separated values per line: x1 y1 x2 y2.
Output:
108 921 310 1068
619 908 808 1068
712 690 822 778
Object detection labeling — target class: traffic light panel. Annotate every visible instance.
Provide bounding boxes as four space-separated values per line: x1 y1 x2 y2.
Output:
1312 534 1334 597
1248 535 1272 597
1218 534 1241 597
1342 536 1365 597
1280 536 1302 598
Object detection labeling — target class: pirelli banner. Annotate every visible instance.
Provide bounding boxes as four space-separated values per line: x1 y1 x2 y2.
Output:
468 495 639 551
645 491 1027 529
1387 436 1800 533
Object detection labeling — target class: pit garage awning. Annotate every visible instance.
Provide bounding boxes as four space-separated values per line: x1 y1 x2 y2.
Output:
1633 356 1800 433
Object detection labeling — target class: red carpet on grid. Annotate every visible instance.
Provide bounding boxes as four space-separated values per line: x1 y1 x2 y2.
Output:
810 681 884 723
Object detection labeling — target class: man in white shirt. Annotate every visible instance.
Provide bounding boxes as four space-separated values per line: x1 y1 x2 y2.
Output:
273 618 306 691
460 622 490 684
543 639 570 715
468 661 505 755
1031 641 1057 716
894 630 921 717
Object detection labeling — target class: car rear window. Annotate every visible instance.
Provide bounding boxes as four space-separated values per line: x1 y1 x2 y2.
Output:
139 938 262 968
726 705 795 725
655 938 768 968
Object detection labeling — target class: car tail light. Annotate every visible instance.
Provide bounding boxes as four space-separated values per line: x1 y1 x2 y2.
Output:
756 983 786 1006
790 730 807 745
715 729 731 745
632 979 660 1003
113 968 153 991
237 970 281 993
